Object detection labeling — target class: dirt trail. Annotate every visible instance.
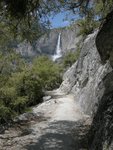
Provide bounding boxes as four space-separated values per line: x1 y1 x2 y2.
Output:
0 89 91 150
52 94 85 121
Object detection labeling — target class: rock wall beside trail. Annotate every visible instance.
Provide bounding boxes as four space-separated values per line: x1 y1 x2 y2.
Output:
60 11 113 149
88 10 113 150
60 31 112 116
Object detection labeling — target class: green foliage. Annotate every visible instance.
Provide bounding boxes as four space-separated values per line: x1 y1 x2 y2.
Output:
0 104 12 123
74 0 113 37
0 0 112 45
0 18 45 48
94 0 113 18
0 54 28 122
77 18 99 36
0 0 61 43
0 0 113 43
62 49 80 68
0 0 61 20
32 56 63 90
0 54 62 123
0 21 15 52
76 5 100 36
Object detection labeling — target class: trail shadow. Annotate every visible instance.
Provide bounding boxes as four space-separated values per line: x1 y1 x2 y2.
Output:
24 120 89 150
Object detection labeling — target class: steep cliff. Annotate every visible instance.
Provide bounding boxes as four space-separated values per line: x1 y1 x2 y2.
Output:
88 11 113 150
60 25 81 53
60 31 112 115
16 24 81 59
36 25 81 55
60 12 113 149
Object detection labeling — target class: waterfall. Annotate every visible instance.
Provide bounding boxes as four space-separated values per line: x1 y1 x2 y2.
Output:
52 33 62 61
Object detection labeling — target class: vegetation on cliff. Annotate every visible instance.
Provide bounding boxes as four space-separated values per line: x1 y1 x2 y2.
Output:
62 48 80 68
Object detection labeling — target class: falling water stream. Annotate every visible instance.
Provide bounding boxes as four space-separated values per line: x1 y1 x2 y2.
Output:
52 33 62 61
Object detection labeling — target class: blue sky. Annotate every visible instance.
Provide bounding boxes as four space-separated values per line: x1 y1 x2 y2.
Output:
49 11 80 28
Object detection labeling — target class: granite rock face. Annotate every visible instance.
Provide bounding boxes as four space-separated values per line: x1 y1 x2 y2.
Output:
60 31 112 116
35 30 58 55
60 25 81 54
35 25 81 55
60 13 113 149
16 25 81 58
60 61 78 93
88 11 113 150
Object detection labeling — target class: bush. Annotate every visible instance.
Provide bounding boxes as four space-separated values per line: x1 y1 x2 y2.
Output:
32 56 63 90
77 18 99 37
0 55 63 123
0 86 17 122
62 49 80 68
22 73 43 105
0 104 12 123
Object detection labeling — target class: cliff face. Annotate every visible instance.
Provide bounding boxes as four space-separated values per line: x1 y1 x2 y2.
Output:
60 11 113 149
60 31 112 115
88 11 113 150
16 24 81 58
60 25 81 53
36 25 81 54
35 30 58 55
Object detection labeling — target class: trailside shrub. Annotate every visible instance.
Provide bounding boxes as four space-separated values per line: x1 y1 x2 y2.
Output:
0 70 44 122
0 55 63 123
0 86 18 122
62 49 80 68
32 56 63 90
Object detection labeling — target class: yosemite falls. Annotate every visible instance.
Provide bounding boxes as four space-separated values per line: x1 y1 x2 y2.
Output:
52 33 62 61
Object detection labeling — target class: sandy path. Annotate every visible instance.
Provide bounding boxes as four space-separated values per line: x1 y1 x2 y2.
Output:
51 94 85 121
0 89 90 150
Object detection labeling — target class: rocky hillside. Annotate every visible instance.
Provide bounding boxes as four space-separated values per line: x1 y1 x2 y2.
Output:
16 24 82 59
60 11 113 149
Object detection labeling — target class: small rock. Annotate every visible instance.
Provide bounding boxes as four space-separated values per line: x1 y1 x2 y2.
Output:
43 96 51 101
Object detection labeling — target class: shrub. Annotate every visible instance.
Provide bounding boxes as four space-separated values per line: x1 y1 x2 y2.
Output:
0 55 63 123
0 104 12 123
62 49 80 68
32 56 63 90
77 18 99 37
0 86 17 122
